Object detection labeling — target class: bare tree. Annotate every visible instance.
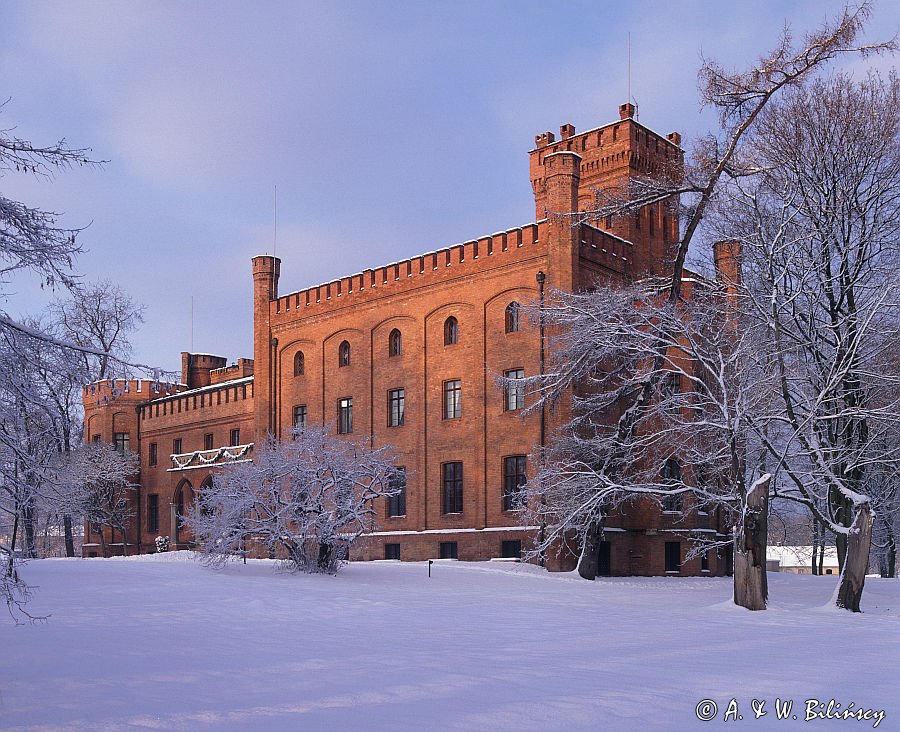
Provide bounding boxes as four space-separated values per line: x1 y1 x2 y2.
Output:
50 280 145 381
186 426 401 574
64 442 138 558
519 4 895 611
712 73 900 611
519 275 770 608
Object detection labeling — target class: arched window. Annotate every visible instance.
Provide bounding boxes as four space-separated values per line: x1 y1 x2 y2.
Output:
444 316 458 346
338 340 351 367
389 329 402 357
505 302 520 333
294 351 305 376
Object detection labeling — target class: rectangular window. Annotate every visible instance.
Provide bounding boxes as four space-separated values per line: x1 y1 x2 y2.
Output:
204 433 214 451
113 432 130 454
665 541 681 572
230 428 241 446
387 388 405 427
504 368 525 411
443 380 461 420
701 550 710 572
662 493 683 513
149 442 158 467
442 462 463 514
173 438 182 455
148 494 159 533
91 434 101 444
293 404 307 430
387 467 407 517
338 397 353 434
502 456 527 511
439 541 458 559
384 543 401 560
501 540 522 559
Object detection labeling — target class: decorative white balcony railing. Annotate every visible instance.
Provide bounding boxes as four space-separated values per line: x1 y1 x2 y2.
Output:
168 444 253 471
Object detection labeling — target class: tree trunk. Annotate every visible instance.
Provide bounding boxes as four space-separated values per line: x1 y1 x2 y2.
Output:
22 499 37 559
833 491 853 573
63 514 75 558
888 528 897 579
98 526 108 558
835 503 873 612
811 521 820 575
733 476 769 611
577 523 601 580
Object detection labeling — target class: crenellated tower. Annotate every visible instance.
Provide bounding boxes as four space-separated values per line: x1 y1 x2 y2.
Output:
251 254 280 443
530 102 684 277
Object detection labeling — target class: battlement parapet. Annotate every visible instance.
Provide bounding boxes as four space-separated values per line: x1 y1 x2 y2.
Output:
580 223 633 274
83 379 183 409
271 221 545 321
209 358 254 384
140 376 254 423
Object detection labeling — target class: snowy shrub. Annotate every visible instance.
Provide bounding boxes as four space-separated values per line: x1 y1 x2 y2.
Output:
155 536 170 553
184 426 401 574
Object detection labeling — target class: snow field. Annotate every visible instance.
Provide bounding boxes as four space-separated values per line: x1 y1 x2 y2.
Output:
2 554 898 731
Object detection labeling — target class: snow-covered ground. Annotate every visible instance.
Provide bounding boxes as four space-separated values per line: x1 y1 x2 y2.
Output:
2 554 898 731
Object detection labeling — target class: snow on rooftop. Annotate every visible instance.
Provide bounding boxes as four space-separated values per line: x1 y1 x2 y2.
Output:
147 375 253 404
768 545 840 567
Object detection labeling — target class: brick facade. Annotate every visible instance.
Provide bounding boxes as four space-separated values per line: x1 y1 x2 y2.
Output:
83 104 731 576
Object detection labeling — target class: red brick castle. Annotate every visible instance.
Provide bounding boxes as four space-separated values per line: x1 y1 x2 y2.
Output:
83 103 732 575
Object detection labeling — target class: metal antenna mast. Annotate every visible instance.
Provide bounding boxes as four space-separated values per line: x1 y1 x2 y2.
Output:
627 31 631 106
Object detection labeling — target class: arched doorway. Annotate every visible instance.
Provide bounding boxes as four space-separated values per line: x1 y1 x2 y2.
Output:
172 478 194 545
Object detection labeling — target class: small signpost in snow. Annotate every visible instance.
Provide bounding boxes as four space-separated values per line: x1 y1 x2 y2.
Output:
428 560 433 578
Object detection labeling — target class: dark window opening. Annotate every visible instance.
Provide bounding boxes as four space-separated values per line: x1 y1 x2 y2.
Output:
598 541 611 575
384 543 401 560
338 397 353 434
444 316 458 345
502 456 527 511
204 433 214 451
504 368 525 411
665 541 681 572
505 302 520 333
440 541 458 559
443 380 461 420
294 351 305 376
230 428 241 446
113 432 130 454
388 388 405 427
338 340 351 367
149 442 158 467
173 438 182 455
442 462 463 514
661 458 683 512
389 329 402 357
148 494 159 533
501 540 522 559
701 550 710 572
387 467 407 517
293 404 307 430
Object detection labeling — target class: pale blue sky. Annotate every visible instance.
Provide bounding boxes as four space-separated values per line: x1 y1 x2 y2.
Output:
2 1 897 372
